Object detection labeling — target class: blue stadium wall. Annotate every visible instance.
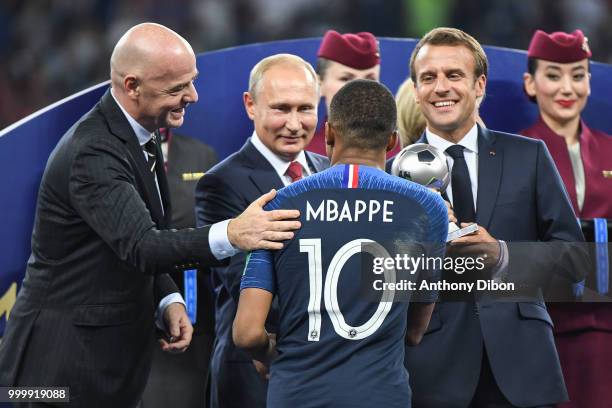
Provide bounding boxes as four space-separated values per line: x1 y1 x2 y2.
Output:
2 37 612 335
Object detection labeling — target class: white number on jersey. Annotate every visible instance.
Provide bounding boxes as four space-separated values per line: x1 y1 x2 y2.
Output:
300 238 396 341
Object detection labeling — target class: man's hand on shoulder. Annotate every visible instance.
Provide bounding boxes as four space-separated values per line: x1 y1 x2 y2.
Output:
228 189 301 251
159 303 193 353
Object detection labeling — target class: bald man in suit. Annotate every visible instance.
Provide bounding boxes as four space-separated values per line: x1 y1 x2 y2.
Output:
0 24 300 408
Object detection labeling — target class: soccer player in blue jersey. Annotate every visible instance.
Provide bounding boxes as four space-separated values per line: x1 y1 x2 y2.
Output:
233 79 448 407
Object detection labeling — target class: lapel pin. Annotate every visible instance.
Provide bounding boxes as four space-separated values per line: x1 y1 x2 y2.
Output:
489 151 496 156
603 170 612 179
182 172 205 181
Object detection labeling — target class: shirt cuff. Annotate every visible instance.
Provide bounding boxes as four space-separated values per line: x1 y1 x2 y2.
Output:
209 219 239 260
491 240 509 283
155 292 186 331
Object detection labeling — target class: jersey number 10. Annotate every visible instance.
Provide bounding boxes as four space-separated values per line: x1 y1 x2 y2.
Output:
299 238 396 342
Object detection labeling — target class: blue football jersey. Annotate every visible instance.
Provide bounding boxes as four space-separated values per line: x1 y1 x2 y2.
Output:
241 164 448 408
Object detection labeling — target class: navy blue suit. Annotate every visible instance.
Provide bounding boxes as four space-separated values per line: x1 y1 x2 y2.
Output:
403 127 586 407
194 138 329 408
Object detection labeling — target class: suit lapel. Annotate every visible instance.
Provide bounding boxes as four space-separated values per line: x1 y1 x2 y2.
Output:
305 151 327 173
240 138 327 195
476 127 503 229
99 90 164 225
131 143 165 225
153 130 172 227
419 129 502 229
240 140 285 195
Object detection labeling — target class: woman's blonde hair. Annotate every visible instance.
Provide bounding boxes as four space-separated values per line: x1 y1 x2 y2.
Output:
395 78 426 147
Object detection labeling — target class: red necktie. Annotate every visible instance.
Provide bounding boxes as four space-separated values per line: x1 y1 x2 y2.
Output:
285 161 303 183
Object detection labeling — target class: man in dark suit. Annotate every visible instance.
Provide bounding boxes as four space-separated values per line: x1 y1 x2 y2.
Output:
140 129 219 408
195 54 329 408
402 28 586 408
0 24 301 408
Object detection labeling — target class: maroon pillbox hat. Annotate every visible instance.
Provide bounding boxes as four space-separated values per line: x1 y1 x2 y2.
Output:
317 30 380 69
527 29 592 63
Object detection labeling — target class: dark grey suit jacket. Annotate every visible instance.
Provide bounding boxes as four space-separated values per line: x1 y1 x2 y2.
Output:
404 127 586 407
0 90 223 407
194 138 329 408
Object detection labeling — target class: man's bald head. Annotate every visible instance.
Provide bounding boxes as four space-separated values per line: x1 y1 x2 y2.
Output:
110 23 199 131
110 23 195 86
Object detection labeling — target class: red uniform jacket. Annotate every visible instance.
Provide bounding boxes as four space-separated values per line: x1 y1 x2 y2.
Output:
521 116 612 218
521 117 612 408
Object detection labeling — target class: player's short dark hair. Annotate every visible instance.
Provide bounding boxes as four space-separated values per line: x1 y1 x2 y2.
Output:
328 79 397 150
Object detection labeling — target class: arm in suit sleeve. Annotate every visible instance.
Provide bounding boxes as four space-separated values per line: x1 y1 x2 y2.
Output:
70 136 223 275
155 273 181 305
195 170 251 300
506 140 589 287
194 170 245 267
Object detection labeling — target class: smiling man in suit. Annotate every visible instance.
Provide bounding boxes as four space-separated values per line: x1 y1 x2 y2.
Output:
0 24 301 408
195 53 329 408
402 27 586 408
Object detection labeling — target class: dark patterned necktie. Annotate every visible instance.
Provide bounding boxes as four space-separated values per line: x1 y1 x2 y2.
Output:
446 145 475 224
285 161 303 183
144 136 157 173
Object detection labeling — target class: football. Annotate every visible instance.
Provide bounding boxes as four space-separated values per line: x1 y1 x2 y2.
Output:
391 143 450 192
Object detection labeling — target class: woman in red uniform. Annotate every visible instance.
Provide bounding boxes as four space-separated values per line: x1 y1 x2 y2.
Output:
521 29 612 408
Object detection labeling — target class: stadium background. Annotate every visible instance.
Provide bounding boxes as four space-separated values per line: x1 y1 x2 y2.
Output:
3 0 612 130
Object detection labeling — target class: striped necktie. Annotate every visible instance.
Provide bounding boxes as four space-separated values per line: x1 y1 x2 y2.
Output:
144 135 157 173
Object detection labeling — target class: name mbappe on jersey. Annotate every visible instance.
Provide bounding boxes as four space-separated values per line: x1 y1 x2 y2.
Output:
306 198 394 223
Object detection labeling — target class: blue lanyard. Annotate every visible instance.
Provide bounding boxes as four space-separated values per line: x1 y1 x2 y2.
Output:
573 217 585 297
594 218 609 295
184 269 197 324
